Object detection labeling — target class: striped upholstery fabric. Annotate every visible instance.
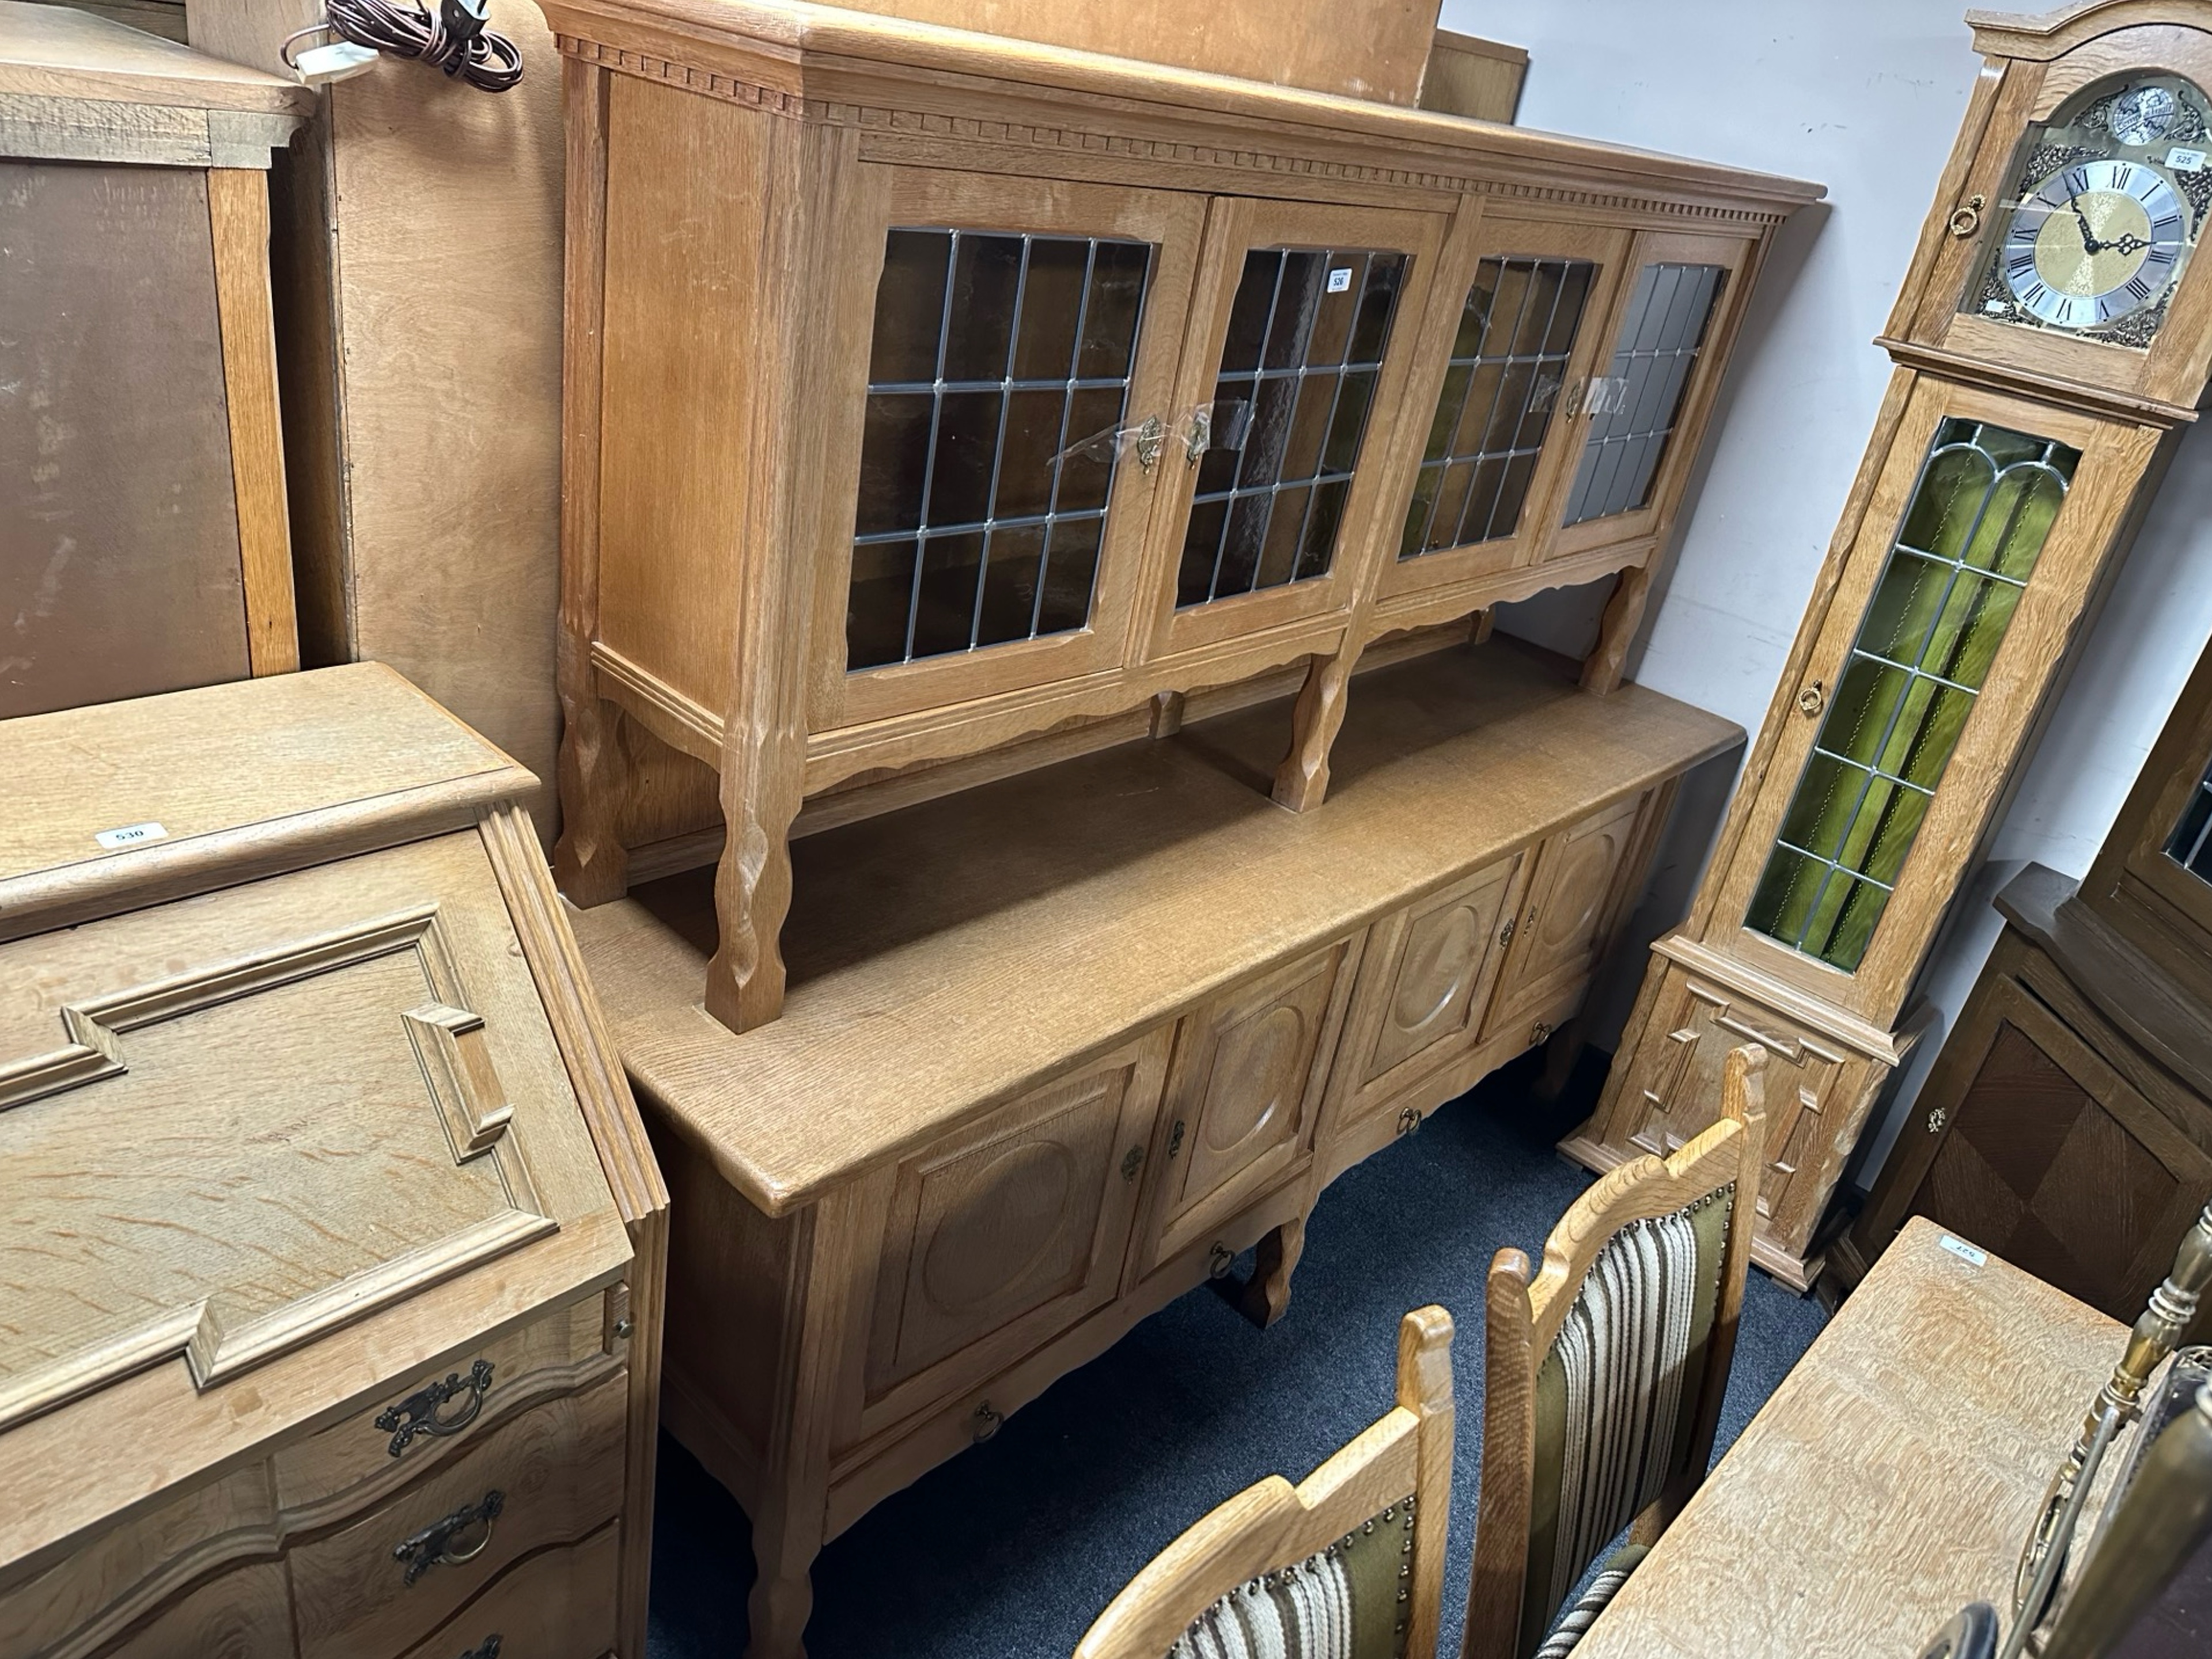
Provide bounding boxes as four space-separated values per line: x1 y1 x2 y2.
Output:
1519 1188 1733 1655
1530 1546 1646 1659
1168 1498 1414 1659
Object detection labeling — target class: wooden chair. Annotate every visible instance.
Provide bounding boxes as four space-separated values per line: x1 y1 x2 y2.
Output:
1463 1044 1768 1659
1076 1306 1456 1659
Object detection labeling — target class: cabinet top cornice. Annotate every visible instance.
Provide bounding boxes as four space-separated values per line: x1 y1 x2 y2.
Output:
1967 0 2212 58
543 0 1823 221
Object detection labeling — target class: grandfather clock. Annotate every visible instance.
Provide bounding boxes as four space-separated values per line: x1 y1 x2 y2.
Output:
1566 0 2212 1289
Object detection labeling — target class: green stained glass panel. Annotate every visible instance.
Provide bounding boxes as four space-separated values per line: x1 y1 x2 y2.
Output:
1746 418 2080 972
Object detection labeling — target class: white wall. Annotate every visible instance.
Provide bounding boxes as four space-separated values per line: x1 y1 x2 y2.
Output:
1441 0 2212 1184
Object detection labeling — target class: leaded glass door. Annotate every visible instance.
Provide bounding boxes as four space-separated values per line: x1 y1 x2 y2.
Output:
818 172 1206 732
1378 217 1628 604
1705 380 2137 1020
1543 229 1757 565
1138 198 1445 661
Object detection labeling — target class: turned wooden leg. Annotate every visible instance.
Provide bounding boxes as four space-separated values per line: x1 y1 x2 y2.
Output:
1272 648 1358 812
1237 1216 1307 1328
552 683 632 907
1581 562 1654 695
744 1510 823 1659
1531 1017 1584 1103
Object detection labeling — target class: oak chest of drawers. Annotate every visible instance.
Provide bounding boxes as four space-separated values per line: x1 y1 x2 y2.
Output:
0 666 668 1659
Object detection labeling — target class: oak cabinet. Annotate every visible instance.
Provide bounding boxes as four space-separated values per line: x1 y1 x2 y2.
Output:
0 667 666 1659
547 0 1817 1034
1482 790 1656 1048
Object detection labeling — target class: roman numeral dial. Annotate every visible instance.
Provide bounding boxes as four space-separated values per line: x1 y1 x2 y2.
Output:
1999 157 2189 329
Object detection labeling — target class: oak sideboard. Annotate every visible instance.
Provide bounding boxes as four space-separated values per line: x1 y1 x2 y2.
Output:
541 0 1821 1031
0 667 667 1659
570 638 1740 1658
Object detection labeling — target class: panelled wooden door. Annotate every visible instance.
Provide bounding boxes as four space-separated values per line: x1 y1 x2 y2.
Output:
1482 793 1649 1046
1543 228 1760 565
1138 197 1446 661
854 1029 1171 1435
1701 380 2154 1023
1140 940 1357 1269
809 168 1206 732
1380 214 1630 601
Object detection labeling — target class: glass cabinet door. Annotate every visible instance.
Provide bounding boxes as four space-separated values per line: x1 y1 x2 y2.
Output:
1705 380 2127 1018
1378 217 1628 603
1139 199 1445 661
1543 229 1756 565
820 172 1206 731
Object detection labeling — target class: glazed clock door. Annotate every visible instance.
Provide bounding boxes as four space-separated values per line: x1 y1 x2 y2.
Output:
1380 214 1629 605
1138 198 1444 662
815 170 1205 732
1703 378 2153 1025
1542 229 1758 566
1897 45 2212 410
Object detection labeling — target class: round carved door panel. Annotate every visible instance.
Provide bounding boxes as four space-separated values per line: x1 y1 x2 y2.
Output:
1368 893 1500 1082
1197 1002 1311 1158
919 1139 1078 1313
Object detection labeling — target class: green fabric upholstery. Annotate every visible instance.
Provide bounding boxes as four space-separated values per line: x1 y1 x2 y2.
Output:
1167 1496 1416 1659
1514 1187 1733 1658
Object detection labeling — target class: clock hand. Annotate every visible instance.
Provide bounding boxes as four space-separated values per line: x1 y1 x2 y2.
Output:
2109 232 2152 256
2068 191 2105 253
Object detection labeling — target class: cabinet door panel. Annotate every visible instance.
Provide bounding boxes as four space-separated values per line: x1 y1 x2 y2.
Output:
1142 938 1358 1270
1544 228 1759 564
813 169 1207 732
1140 198 1446 662
859 1031 1171 1424
1380 214 1631 603
1482 792 1650 1046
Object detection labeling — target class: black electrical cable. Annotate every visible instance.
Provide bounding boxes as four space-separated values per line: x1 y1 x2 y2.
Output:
287 0 524 93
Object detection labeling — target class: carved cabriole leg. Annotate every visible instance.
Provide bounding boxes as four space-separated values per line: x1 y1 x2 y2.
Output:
1581 560 1654 696
1272 642 1361 812
1237 1214 1307 1328
552 58 631 908
702 113 858 1032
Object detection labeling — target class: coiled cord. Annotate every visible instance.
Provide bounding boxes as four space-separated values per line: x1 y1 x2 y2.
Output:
285 0 524 93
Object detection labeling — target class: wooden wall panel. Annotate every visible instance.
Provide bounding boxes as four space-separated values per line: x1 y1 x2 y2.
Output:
0 157 251 719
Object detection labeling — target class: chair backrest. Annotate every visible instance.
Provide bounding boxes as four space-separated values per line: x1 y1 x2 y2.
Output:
1076 1306 1456 1659
1462 1043 1768 1659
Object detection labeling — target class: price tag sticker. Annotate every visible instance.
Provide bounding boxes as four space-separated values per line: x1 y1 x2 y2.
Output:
1938 1233 1988 1268
2168 146 2206 172
94 821 168 851
1326 266 1354 294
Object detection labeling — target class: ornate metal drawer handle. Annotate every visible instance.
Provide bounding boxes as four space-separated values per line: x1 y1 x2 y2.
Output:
377 1359 495 1457
1397 1106 1422 1138
458 1639 503 1659
971 1400 1002 1443
393 1489 504 1586
1207 1241 1236 1279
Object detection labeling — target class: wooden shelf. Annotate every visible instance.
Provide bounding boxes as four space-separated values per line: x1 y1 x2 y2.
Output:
570 638 1738 1214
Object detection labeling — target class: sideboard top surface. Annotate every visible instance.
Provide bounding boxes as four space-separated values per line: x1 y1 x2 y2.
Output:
541 0 1824 218
571 641 1741 1214
0 664 533 930
0 1 311 115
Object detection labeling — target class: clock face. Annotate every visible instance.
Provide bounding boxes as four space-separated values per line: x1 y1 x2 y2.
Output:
1967 74 2212 347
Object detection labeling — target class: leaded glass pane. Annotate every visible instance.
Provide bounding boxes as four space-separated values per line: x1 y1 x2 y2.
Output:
1176 247 1408 607
2166 755 2212 884
1562 262 1727 526
846 228 1154 672
1745 419 2080 972
1399 256 1593 559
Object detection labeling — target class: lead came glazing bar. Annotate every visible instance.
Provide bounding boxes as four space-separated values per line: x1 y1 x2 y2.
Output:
1562 261 1726 527
1745 419 2080 971
846 226 1156 672
2165 753 2212 881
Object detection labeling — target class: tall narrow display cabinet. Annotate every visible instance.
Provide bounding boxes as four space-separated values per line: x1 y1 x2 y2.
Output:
1569 0 2212 1289
543 5 1820 1657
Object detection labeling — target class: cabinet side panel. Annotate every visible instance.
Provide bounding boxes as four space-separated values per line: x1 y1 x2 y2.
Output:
594 73 758 724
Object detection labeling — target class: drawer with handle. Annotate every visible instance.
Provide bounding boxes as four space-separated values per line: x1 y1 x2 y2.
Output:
393 1518 620 1659
274 1292 620 1531
290 1369 627 1659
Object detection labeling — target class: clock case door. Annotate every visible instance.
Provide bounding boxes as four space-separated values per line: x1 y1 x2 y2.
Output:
1137 197 1445 664
1699 376 2157 1029
808 168 1206 734
1888 19 2212 416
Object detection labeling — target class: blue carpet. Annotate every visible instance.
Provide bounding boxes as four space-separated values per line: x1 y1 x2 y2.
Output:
646 1058 1830 1658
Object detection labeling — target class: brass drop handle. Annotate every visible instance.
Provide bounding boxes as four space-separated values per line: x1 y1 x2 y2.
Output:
1948 193 1986 238
393 1490 503 1586
1396 1106 1422 1138
1531 1021 1555 1046
1207 1241 1236 1279
971 1400 1002 1443
1797 680 1826 718
376 1359 495 1458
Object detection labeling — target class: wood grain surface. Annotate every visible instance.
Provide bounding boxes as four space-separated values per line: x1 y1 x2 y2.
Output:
1567 1217 2126 1658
